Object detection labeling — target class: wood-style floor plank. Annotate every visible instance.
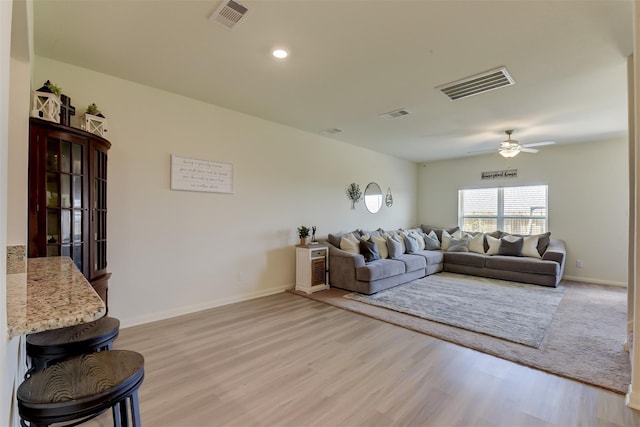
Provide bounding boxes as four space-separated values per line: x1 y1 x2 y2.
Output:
79 292 639 427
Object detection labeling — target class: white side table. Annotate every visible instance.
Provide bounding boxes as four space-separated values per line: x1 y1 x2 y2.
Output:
295 244 329 294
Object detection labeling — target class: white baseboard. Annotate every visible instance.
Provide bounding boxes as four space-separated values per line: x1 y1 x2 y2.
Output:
562 275 627 287
626 385 640 410
119 284 293 328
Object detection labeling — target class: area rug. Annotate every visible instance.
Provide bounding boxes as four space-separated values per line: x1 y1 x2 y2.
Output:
289 274 631 394
345 273 565 348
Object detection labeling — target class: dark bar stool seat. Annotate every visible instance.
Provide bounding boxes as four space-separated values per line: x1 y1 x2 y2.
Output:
18 350 144 427
26 316 120 376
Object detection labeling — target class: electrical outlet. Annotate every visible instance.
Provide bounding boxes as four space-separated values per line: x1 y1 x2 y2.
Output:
576 259 584 268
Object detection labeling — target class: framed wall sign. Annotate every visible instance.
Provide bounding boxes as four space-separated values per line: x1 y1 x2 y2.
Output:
170 155 234 194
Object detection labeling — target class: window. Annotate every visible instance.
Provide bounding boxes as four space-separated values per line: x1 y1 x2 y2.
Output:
458 185 548 235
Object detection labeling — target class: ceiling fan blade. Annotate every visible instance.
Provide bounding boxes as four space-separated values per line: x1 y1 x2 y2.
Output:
522 141 555 148
467 148 498 154
520 147 539 153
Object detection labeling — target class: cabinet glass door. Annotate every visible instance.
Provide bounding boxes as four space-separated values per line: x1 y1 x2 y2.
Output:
92 148 108 277
45 136 87 273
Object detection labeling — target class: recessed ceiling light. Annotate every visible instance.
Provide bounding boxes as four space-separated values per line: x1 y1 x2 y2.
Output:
272 49 288 59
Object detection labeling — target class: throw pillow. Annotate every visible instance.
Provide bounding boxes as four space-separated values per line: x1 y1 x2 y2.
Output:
424 231 441 250
468 233 485 254
447 236 469 252
386 236 404 259
498 235 524 256
486 235 501 255
371 234 388 259
410 230 426 250
359 238 380 262
339 233 360 254
521 235 541 259
390 231 406 253
420 225 460 242
403 233 419 253
441 230 462 250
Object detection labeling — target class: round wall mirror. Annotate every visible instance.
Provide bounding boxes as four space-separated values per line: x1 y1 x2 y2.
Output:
364 182 383 213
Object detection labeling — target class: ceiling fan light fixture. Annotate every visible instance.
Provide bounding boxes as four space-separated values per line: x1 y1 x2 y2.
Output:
499 147 520 158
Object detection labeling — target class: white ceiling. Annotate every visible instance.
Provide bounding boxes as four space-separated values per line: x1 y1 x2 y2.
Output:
33 0 634 163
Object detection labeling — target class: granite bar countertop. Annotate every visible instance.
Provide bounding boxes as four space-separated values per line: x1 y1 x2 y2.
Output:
7 257 106 338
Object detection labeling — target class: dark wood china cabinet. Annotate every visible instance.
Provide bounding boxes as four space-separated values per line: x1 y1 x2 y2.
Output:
28 117 111 308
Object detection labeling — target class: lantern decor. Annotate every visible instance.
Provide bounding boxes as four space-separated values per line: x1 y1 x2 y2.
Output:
81 103 108 137
30 80 62 123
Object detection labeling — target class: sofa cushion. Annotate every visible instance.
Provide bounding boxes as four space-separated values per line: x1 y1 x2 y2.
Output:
359 238 380 262
356 259 406 281
444 251 486 268
412 250 444 266
393 254 427 273
485 255 559 276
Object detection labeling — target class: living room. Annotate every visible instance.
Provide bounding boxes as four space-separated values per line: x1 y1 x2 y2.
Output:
1 0 639 426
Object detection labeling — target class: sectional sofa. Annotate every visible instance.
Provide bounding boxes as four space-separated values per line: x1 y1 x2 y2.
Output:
326 225 566 294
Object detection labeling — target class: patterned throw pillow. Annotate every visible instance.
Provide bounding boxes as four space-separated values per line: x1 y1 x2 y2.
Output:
447 236 470 252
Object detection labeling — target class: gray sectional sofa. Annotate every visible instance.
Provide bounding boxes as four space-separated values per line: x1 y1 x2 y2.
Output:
326 226 566 294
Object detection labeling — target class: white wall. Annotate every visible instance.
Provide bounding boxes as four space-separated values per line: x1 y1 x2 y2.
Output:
418 139 629 286
32 57 418 327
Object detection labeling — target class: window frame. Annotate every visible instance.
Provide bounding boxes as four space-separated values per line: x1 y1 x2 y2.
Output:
458 184 548 235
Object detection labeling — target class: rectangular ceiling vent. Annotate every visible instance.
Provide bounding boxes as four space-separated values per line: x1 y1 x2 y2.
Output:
436 67 515 100
379 108 410 119
209 0 249 30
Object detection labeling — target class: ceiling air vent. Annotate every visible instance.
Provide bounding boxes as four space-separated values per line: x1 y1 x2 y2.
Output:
379 108 410 119
209 0 249 30
436 67 515 100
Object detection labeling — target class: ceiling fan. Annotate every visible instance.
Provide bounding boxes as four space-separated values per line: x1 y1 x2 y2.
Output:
471 130 555 158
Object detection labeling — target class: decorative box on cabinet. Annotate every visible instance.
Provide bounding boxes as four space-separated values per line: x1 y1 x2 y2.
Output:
295 244 329 294
28 117 111 309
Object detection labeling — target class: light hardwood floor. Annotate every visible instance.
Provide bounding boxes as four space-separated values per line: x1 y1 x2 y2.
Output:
83 292 639 427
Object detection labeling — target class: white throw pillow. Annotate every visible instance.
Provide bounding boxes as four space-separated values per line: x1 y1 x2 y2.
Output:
340 233 360 254
486 235 501 255
522 235 541 259
468 233 485 254
371 234 388 259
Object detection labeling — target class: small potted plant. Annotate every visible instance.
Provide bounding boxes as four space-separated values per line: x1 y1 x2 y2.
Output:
297 226 310 245
347 183 362 210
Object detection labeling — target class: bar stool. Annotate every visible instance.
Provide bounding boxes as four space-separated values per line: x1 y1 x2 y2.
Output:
26 316 120 377
17 350 144 427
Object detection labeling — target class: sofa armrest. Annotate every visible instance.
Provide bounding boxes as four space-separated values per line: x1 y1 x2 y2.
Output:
542 238 566 265
326 244 365 288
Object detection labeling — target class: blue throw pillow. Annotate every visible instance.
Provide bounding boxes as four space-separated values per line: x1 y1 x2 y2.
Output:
386 236 404 259
403 234 419 253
